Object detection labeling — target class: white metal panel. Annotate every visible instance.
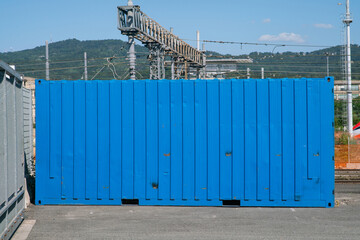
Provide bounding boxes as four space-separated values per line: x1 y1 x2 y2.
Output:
0 71 7 210
0 61 25 240
23 88 34 176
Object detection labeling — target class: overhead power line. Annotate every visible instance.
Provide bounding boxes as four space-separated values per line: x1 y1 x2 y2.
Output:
21 61 129 74
182 39 333 48
10 56 132 67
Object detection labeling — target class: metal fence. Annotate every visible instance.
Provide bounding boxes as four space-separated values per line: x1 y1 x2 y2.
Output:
334 82 360 169
0 61 25 240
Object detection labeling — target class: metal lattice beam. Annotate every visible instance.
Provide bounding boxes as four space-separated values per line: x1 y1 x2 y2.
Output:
118 5 205 70
147 43 165 80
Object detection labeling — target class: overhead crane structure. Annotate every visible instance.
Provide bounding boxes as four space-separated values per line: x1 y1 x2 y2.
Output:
117 3 206 80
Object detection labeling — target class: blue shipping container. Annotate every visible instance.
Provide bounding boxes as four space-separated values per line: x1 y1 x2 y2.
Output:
35 78 334 207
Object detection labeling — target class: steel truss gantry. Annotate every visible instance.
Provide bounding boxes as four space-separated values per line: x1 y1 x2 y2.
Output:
117 5 205 79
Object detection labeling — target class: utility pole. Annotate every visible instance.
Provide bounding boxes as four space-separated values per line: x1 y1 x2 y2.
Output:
84 52 88 80
45 41 49 80
325 52 329 76
127 0 136 80
170 27 175 79
261 67 264 79
343 0 353 136
196 30 200 78
202 43 206 79
196 30 200 51
247 68 250 79
171 59 175 80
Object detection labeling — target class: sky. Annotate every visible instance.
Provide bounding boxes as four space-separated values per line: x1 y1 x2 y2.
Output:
0 0 359 54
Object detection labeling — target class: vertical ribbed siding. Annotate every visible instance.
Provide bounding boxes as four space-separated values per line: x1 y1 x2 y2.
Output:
36 78 334 207
0 66 25 240
23 88 34 176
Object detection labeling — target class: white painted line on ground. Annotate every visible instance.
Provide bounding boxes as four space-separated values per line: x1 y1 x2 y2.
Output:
290 208 296 212
11 220 36 240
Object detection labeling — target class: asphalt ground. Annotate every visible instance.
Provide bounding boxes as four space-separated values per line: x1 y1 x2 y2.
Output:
14 183 360 240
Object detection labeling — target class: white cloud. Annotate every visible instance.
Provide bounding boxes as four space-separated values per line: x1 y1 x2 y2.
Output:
314 23 333 29
263 18 271 23
258 32 305 43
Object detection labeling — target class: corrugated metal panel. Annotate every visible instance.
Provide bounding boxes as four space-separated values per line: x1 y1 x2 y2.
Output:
0 61 25 240
23 88 34 176
35 78 335 207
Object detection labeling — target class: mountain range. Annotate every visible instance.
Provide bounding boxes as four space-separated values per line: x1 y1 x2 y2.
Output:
0 38 359 80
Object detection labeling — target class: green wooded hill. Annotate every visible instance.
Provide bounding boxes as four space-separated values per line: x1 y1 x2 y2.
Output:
222 45 360 80
0 38 359 80
1 38 360 130
0 39 150 80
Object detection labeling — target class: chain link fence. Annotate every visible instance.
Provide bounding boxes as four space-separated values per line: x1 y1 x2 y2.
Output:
334 85 360 169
